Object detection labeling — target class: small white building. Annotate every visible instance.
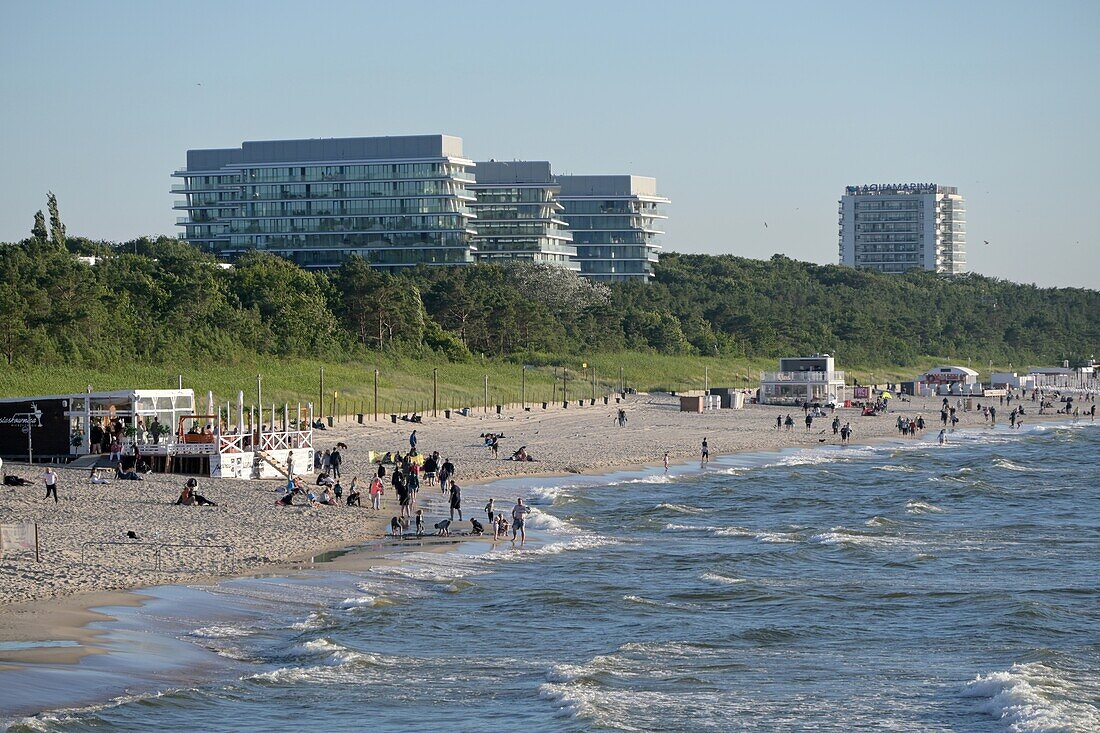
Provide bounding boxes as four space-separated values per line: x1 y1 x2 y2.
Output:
760 355 846 406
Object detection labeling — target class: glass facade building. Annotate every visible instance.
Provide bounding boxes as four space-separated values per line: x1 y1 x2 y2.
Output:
467 161 577 270
839 183 966 275
172 135 477 269
555 175 669 281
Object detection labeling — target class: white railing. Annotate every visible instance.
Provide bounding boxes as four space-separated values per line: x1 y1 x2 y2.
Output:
761 371 846 383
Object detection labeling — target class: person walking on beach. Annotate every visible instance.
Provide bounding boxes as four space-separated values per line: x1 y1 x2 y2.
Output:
511 497 530 545
805 414 813 431
784 415 794 432
840 423 851 444
701 438 710 464
832 416 840 435
439 458 455 495
409 430 418 452
43 467 58 503
664 452 670 473
329 446 343 480
777 415 783 430
449 482 462 521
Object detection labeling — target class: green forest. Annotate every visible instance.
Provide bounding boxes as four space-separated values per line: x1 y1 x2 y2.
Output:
1 220 1098 402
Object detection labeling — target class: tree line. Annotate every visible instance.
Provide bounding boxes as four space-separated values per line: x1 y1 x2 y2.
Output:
1 222 1097 370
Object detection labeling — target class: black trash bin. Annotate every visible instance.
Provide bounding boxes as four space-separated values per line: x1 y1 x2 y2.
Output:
390 414 397 424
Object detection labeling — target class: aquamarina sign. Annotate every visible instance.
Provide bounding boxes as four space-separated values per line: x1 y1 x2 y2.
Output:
846 183 937 195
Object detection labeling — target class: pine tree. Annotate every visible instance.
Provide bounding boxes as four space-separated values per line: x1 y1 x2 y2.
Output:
31 210 48 241
47 191 66 249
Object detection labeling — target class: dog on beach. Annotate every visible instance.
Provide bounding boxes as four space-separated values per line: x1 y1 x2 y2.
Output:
435 519 451 536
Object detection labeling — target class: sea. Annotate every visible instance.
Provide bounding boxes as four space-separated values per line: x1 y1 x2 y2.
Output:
2 421 1099 732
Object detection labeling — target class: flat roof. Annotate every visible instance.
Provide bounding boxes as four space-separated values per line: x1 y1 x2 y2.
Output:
0 389 195 404
185 135 465 171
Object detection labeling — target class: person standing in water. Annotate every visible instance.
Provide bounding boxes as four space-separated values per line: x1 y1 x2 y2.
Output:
938 429 947 445
663 452 670 473
511 497 530 545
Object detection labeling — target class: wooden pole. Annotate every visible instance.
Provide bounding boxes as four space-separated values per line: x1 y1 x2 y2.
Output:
374 369 379 421
319 367 325 420
433 368 438 418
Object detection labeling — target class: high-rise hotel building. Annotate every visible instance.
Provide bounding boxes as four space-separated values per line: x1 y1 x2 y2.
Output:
838 183 966 274
174 135 668 280
555 175 670 281
467 161 577 270
172 135 477 269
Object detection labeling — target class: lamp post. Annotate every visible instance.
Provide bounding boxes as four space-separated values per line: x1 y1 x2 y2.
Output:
16 403 43 464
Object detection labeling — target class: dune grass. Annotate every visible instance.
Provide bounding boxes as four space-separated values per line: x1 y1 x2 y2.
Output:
0 352 973 417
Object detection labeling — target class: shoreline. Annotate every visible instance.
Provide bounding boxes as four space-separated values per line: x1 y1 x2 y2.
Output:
0 394 1086 662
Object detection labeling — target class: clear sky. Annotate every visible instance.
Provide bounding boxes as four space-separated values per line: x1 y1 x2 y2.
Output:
2 1 1098 288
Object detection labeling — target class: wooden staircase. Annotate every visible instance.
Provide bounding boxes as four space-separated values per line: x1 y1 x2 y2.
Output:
253 449 291 479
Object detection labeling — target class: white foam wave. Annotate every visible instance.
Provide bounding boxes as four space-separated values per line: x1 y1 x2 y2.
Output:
656 502 706 514
876 464 916 473
189 625 251 639
993 458 1039 473
289 611 329 631
701 571 745 585
610 474 672 485
525 507 578 534
622 594 663 607
906 500 944 514
661 522 720 533
961 662 1100 732
809 527 907 548
526 485 572 505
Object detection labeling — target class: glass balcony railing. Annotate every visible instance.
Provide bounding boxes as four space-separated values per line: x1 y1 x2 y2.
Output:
761 371 846 383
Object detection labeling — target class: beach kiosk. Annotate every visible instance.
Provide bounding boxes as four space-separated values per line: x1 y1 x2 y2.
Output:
0 388 313 480
759 355 846 406
918 366 979 395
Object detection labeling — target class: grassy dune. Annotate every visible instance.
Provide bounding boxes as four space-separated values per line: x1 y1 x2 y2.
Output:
0 352 965 417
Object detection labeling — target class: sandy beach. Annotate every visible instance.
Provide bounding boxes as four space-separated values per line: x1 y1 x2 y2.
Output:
0 392 1062 640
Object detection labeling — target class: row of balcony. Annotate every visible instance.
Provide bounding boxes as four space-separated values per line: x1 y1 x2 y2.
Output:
761 371 846 383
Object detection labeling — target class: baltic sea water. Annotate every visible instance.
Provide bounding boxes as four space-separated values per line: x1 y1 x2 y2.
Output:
4 422 1099 731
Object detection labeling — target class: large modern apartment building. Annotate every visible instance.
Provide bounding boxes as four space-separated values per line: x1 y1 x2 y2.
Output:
172 135 477 269
838 183 966 274
467 161 577 270
174 135 668 280
555 175 670 281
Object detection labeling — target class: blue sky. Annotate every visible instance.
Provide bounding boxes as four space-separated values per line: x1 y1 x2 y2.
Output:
1 1 1098 288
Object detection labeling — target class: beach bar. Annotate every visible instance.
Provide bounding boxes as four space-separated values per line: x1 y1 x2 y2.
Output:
0 389 313 480
759 355 846 406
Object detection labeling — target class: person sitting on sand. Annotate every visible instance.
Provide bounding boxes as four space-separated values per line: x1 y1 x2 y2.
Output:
470 518 484 536
175 478 216 506
346 478 361 507
318 486 337 506
493 513 509 541
90 467 111 485
510 446 535 462
115 464 144 481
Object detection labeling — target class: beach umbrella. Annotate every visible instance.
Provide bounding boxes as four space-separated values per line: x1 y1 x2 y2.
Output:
881 391 893 400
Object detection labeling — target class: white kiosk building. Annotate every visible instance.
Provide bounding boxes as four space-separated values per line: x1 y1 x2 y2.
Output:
918 366 980 395
760 355 846 406
0 388 313 481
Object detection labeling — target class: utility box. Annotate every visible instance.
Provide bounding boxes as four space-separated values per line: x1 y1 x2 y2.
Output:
680 395 704 413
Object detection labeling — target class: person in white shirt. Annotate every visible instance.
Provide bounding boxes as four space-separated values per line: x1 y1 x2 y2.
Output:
44 467 58 503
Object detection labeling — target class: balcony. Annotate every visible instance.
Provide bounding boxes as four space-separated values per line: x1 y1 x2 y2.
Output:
761 371 846 384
